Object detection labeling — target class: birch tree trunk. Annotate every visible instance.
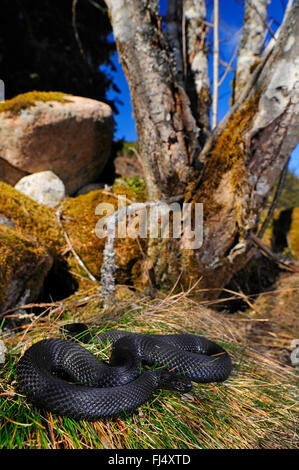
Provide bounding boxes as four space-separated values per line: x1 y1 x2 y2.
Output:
184 0 211 142
233 0 270 103
105 0 198 203
104 0 299 296
212 0 219 129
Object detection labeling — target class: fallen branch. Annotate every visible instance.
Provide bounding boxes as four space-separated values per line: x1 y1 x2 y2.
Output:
0 294 99 320
99 196 184 305
56 201 97 282
249 233 299 273
257 159 289 239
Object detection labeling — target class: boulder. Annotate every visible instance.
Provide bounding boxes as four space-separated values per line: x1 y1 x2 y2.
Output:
0 181 64 314
15 170 65 208
75 182 106 196
0 92 114 194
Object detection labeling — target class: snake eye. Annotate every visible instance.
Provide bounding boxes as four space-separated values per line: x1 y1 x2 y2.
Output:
158 370 192 393
173 376 192 393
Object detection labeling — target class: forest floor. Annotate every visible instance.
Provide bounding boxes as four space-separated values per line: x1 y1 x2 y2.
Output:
0 269 298 449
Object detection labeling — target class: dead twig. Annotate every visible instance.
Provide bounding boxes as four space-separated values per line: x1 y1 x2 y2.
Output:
249 233 299 273
257 158 289 239
0 294 99 320
56 201 97 282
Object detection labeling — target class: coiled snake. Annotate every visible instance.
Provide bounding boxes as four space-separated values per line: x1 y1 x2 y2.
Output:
17 325 232 421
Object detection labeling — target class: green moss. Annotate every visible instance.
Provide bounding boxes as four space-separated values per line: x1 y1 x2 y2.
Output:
62 189 145 284
0 91 72 114
113 176 146 202
61 191 106 280
204 94 259 190
116 141 140 158
0 225 50 308
0 182 145 298
0 182 66 307
197 93 260 220
0 182 64 256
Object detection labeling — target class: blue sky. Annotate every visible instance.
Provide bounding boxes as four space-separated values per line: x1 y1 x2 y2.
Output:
102 0 298 174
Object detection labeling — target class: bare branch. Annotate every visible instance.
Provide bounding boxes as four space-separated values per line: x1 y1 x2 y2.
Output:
257 159 289 239
72 0 88 64
246 0 276 39
212 0 219 129
218 36 240 88
264 0 294 54
56 201 97 282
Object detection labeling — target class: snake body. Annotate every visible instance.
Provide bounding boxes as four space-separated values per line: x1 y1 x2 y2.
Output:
17 328 232 421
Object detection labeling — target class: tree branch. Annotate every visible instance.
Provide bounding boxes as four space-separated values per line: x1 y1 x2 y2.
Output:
233 0 270 103
212 0 219 129
257 159 289 239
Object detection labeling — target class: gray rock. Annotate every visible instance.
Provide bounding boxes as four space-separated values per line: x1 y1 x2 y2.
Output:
75 182 105 196
0 214 15 229
0 340 7 366
15 171 66 207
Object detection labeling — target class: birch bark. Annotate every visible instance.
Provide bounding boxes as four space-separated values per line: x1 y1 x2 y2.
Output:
105 0 198 202
184 0 211 141
233 0 270 103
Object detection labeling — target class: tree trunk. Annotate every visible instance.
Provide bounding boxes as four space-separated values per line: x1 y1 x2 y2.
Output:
166 0 211 143
184 0 211 142
104 0 299 296
233 0 270 103
105 0 198 202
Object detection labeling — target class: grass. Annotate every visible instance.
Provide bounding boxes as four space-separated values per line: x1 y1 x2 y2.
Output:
0 286 298 449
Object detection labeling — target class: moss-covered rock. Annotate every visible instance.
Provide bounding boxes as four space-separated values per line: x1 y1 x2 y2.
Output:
61 184 146 284
0 180 147 312
0 182 64 311
0 91 72 114
0 181 64 256
0 224 53 312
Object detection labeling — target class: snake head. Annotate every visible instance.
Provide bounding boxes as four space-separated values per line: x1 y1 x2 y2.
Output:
157 370 192 393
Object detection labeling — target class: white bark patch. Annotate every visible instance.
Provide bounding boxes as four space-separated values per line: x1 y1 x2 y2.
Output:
255 177 270 196
192 54 210 90
105 0 134 43
234 0 269 100
252 58 299 132
284 35 295 52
